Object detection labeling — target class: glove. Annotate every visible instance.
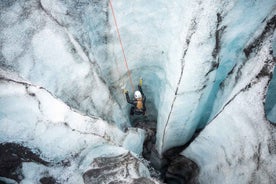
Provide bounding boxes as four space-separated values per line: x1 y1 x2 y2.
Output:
139 78 143 86
123 89 128 94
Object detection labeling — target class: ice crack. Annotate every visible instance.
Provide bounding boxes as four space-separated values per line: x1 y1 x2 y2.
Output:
161 17 198 152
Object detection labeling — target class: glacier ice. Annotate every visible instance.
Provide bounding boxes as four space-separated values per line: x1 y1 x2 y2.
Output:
0 71 157 183
105 0 276 155
0 0 129 130
1 0 276 183
183 26 276 183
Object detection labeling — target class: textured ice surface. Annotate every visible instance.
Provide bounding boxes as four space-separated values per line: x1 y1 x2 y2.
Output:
183 14 276 183
0 0 129 130
106 0 276 154
0 72 156 183
1 0 276 183
183 78 276 183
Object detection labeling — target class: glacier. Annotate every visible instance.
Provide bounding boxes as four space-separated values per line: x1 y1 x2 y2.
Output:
0 70 155 183
0 0 276 183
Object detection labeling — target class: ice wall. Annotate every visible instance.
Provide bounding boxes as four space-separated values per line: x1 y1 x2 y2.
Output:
108 0 217 154
2 0 275 156
183 23 276 183
0 70 152 183
0 1 157 182
1 0 276 182
155 0 276 154
0 0 129 130
107 0 276 155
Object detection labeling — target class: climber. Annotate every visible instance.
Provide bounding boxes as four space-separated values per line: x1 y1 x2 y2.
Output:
124 78 146 116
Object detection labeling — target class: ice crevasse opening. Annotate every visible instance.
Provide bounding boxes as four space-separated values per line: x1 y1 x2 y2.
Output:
0 0 276 183
106 0 276 154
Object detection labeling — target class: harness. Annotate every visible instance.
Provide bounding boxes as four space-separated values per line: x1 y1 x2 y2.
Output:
136 98 143 110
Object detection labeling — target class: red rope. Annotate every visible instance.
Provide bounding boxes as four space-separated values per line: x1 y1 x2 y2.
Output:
109 0 135 92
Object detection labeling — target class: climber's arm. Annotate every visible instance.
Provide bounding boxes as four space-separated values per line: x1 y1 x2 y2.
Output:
138 78 145 97
125 90 135 105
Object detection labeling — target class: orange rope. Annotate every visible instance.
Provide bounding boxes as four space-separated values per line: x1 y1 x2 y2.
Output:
109 0 135 92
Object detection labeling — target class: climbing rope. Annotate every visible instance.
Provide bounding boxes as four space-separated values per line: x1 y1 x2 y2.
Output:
109 0 135 92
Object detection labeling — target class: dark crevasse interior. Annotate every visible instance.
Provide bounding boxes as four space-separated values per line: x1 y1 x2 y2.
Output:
0 143 49 183
130 116 200 184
